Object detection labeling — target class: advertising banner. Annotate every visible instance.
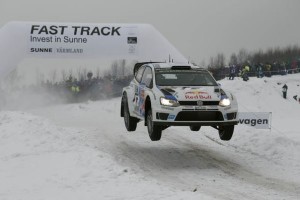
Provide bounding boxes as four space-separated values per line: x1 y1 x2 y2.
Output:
238 112 272 129
0 21 187 80
28 24 139 57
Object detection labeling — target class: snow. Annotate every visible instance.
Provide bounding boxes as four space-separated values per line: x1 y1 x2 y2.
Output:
1 74 300 199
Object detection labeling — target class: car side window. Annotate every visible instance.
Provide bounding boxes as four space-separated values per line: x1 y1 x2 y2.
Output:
141 67 153 88
135 66 145 83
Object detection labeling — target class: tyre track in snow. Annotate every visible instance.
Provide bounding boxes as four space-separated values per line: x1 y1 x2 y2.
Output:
30 100 300 200
170 132 300 199
99 127 299 200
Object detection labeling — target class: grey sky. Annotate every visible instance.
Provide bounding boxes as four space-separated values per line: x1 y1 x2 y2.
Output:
1 0 300 64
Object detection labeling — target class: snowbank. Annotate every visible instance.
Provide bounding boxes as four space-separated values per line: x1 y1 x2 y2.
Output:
1 73 300 199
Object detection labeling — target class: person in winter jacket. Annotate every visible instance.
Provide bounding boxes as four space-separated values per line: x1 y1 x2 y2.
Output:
229 65 236 80
265 64 272 77
256 64 264 78
241 65 250 81
291 60 298 74
282 84 288 99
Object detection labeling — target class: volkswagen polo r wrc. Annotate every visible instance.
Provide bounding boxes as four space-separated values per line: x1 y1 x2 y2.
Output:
121 62 238 141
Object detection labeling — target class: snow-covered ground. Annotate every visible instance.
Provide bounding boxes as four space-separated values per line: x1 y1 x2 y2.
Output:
0 74 300 200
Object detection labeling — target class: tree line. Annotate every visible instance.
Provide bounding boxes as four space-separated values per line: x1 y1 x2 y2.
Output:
204 45 300 80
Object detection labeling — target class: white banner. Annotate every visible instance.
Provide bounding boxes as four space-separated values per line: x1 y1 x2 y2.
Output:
238 112 272 129
0 21 187 80
27 24 139 57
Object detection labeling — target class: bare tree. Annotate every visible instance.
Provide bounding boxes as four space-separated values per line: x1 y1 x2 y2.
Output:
68 69 73 81
61 69 67 82
50 70 57 83
229 53 238 65
82 68 87 81
96 67 101 78
35 68 45 85
111 60 118 77
199 60 206 68
121 59 126 76
216 53 225 68
76 68 82 81
237 48 249 64
209 56 215 68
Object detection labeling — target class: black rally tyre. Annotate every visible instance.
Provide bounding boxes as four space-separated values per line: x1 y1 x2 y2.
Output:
147 108 162 141
218 125 234 141
189 126 201 131
123 94 137 132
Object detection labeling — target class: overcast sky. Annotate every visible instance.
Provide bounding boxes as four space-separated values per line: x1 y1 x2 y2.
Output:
1 0 300 65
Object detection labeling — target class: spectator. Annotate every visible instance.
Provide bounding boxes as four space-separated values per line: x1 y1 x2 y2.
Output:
291 60 298 74
256 64 264 78
241 66 250 81
282 84 288 99
229 65 236 80
265 63 272 77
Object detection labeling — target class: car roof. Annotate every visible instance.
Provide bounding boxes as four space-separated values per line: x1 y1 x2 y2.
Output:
149 63 195 68
133 62 160 75
133 62 205 75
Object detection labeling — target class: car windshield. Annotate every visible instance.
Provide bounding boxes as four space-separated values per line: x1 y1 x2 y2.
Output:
155 70 218 86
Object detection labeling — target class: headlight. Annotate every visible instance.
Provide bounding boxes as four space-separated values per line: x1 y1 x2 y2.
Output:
219 98 231 107
160 97 179 107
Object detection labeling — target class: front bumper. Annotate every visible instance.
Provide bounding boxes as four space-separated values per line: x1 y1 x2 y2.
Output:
154 121 238 126
153 105 238 127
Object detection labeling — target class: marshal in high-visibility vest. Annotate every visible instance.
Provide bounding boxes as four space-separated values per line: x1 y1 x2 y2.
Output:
71 85 80 93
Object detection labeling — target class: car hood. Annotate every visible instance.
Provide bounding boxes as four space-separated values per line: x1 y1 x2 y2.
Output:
158 86 221 101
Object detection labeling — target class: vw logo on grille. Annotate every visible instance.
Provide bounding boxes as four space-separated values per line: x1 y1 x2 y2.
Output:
197 100 203 106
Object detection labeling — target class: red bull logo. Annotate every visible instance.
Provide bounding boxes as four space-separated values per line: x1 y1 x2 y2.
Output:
185 90 212 100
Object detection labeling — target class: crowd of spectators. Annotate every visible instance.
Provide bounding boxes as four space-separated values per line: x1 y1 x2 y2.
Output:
1 72 133 105
1 58 299 106
209 59 300 81
42 72 133 102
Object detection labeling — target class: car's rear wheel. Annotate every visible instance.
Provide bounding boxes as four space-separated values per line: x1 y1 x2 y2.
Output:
123 94 138 131
218 125 234 141
190 126 201 131
147 108 162 141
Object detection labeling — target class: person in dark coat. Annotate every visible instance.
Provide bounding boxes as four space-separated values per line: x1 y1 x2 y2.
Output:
282 84 288 99
229 65 236 80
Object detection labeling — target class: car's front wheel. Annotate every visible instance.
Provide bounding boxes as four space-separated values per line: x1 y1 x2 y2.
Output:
147 108 162 141
218 125 234 141
123 94 138 132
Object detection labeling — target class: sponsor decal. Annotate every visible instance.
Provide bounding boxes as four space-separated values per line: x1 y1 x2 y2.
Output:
161 106 174 111
167 114 176 121
138 86 146 116
164 94 177 101
160 88 176 96
160 88 178 100
185 90 212 100
238 112 271 129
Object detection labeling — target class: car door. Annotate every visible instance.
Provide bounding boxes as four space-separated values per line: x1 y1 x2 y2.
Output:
132 65 146 116
136 66 153 117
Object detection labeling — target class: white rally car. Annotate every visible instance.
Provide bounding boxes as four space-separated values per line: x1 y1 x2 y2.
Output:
121 62 238 141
